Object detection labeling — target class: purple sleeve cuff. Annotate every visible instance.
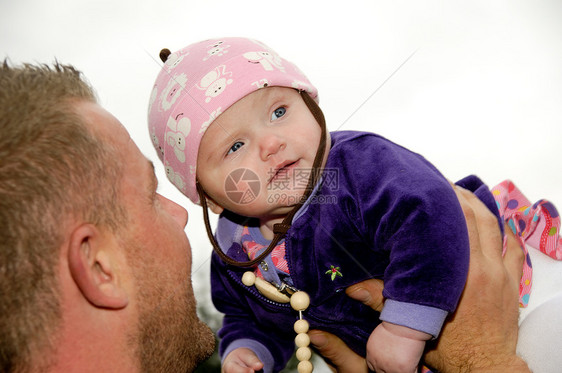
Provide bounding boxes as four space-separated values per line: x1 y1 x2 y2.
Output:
380 299 448 338
221 339 275 373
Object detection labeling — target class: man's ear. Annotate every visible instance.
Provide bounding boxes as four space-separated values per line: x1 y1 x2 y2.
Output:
206 197 224 215
67 224 128 309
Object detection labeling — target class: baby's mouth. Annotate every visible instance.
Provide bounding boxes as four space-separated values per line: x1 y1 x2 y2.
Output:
268 160 299 185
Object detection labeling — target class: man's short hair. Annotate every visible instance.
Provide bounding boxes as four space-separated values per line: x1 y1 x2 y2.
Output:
0 61 126 372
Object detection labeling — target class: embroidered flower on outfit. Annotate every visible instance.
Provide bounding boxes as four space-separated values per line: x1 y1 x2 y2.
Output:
325 265 342 281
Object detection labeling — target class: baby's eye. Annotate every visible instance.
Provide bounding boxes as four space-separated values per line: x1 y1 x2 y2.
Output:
227 141 244 155
271 107 286 121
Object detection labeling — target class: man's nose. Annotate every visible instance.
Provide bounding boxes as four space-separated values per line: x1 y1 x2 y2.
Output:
160 194 188 228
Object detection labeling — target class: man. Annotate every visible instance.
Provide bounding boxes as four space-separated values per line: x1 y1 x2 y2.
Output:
0 62 214 372
0 61 528 372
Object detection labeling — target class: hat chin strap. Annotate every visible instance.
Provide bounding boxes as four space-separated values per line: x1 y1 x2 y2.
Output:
197 90 327 268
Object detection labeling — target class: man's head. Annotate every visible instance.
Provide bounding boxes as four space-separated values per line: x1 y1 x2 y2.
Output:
0 61 123 371
0 62 214 372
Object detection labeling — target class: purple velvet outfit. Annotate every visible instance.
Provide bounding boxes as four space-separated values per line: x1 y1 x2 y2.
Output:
211 131 500 372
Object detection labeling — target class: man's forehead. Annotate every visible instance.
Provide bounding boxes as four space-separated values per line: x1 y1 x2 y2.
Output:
71 101 125 143
77 101 156 184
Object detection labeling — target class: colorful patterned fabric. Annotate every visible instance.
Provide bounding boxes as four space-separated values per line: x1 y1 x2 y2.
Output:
492 180 562 307
241 226 290 279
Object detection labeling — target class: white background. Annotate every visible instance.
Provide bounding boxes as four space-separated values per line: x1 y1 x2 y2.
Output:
2 0 561 367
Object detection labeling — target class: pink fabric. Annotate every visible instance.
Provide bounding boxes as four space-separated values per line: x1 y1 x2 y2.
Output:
147 37 318 204
492 180 562 307
241 226 289 279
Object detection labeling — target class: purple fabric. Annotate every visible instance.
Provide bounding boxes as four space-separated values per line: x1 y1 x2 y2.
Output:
380 299 448 338
211 131 497 371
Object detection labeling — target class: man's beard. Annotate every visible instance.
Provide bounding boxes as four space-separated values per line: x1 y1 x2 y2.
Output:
127 244 215 372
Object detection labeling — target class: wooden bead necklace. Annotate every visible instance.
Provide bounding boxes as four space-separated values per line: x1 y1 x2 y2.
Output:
242 271 314 373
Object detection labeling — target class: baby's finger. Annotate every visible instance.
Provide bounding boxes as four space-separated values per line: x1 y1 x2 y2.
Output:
241 354 263 371
221 361 256 373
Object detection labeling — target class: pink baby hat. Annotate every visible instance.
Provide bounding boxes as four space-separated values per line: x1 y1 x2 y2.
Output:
147 37 318 204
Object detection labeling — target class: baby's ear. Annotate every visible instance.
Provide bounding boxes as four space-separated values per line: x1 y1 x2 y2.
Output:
206 198 224 214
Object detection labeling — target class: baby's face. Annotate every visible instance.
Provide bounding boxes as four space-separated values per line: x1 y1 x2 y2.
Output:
197 87 322 218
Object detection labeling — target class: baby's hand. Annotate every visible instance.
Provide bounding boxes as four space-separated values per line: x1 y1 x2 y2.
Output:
366 321 431 373
222 347 264 373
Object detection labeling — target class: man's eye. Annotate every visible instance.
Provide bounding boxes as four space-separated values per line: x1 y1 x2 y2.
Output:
271 107 286 120
227 141 244 155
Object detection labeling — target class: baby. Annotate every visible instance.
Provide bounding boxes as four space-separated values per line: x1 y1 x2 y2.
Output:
147 37 562 373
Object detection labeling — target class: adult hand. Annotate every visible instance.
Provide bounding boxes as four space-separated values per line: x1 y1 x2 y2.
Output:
424 185 528 372
309 185 530 372
308 280 384 373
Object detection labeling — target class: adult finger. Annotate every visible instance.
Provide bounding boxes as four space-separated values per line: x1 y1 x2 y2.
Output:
453 184 523 286
452 184 503 260
345 279 385 312
312 275 384 371
308 330 368 373
503 229 525 284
